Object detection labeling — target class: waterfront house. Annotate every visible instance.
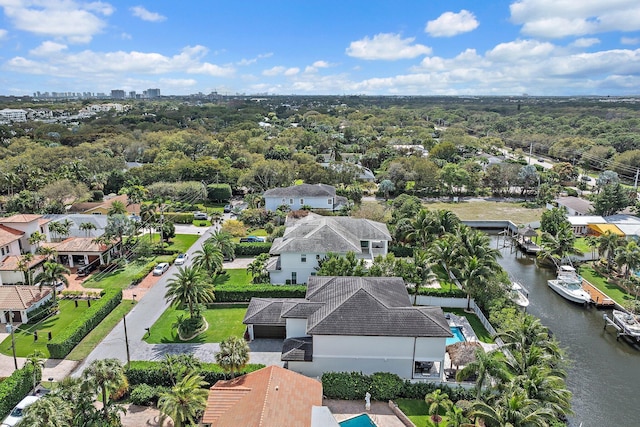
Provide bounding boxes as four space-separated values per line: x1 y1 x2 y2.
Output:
243 276 452 380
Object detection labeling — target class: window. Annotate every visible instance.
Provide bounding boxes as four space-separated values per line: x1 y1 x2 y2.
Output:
1 247 4 256
301 254 307 263
328 198 333 205
282 198 286 203
291 272 297 285
300 198 304 205
289 198 293 204
310 272 316 276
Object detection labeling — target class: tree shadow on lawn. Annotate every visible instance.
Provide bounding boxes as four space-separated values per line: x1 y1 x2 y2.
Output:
160 333 206 344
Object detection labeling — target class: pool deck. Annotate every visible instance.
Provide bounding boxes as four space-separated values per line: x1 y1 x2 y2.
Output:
324 399 408 427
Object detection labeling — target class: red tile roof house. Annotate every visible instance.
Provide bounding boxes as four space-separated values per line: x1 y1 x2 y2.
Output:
201 365 337 427
0 285 52 324
0 217 48 286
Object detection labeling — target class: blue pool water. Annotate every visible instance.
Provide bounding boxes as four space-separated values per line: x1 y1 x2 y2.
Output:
446 326 466 346
339 414 377 427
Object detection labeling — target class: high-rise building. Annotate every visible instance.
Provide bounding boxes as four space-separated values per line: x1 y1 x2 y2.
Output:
144 88 161 98
111 90 126 99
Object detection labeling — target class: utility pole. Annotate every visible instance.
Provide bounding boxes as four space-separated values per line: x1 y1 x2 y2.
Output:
529 142 533 165
5 311 18 369
123 314 130 368
634 167 639 190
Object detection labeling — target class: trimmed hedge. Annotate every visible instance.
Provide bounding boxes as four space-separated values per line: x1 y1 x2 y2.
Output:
27 300 57 324
213 284 307 302
207 183 232 202
129 384 169 406
47 289 123 359
419 288 467 298
126 361 265 388
234 242 272 256
389 245 414 258
0 365 39 420
322 371 473 402
163 212 196 224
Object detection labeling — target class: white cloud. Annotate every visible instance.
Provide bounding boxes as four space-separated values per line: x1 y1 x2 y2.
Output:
305 60 333 73
486 39 555 62
29 41 68 56
0 28 7 40
284 67 299 76
510 0 640 38
621 37 640 45
262 66 299 76
130 6 166 23
425 10 479 37
571 38 600 48
237 52 273 66
0 0 113 43
346 33 432 60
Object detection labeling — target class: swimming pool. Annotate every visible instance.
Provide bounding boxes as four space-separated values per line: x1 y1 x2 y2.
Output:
339 414 377 427
446 326 466 346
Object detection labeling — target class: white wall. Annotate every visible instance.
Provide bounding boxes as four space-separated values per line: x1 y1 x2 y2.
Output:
265 196 334 212
286 318 309 338
269 252 321 284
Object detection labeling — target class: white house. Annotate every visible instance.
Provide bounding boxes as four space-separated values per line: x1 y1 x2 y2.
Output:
243 276 452 380
548 197 593 216
567 215 606 235
263 183 348 212
267 212 391 284
0 214 51 254
0 285 52 323
0 216 49 286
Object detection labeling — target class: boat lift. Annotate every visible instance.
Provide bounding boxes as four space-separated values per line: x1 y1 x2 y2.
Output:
603 313 625 340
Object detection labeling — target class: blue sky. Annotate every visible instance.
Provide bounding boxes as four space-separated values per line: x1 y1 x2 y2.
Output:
1 0 639 96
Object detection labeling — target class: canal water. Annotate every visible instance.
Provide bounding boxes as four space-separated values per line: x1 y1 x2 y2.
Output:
493 238 640 427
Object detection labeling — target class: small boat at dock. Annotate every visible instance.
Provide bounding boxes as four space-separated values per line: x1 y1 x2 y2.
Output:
610 310 640 342
510 282 530 308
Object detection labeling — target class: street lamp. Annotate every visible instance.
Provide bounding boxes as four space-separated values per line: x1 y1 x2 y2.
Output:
132 294 137 304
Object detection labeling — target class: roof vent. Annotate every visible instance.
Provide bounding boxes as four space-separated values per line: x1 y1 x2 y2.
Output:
275 386 279 391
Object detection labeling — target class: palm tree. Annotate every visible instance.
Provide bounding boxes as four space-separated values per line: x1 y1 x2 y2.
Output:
81 358 127 421
597 230 621 266
443 404 474 427
471 388 555 427
108 199 128 215
428 235 459 291
247 253 270 284
165 266 215 318
538 222 582 268
192 242 224 275
36 245 57 260
378 179 395 201
410 250 437 305
161 353 202 386
614 240 640 280
28 231 46 250
17 253 35 285
215 336 250 379
454 255 495 311
47 221 65 242
24 350 45 389
34 261 70 304
424 389 451 427
512 365 573 418
79 222 97 237
455 348 508 400
158 372 209 427
206 230 236 261
58 219 72 240
20 396 71 427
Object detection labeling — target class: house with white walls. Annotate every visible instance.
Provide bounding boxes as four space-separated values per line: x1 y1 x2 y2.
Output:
243 276 452 380
267 212 391 284
263 184 348 212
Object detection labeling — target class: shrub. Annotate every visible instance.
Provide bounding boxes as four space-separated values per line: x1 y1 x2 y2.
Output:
207 183 232 202
26 300 57 324
419 288 467 298
164 212 195 224
389 245 414 258
129 384 169 406
234 242 272 256
126 361 265 388
369 372 404 401
47 289 123 358
213 284 307 302
0 365 39 420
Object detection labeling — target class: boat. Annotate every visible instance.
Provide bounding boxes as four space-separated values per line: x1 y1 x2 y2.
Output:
557 265 581 282
611 310 640 341
510 282 530 308
547 277 592 304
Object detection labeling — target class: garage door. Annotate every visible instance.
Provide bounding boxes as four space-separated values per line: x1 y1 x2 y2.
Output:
253 325 285 339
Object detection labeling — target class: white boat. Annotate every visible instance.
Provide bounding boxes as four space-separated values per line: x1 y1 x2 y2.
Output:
557 265 581 282
547 278 592 304
510 282 530 308
611 310 640 341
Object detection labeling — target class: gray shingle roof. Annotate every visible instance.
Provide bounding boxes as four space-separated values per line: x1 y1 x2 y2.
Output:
243 298 295 325
281 337 313 361
264 183 336 198
281 301 324 318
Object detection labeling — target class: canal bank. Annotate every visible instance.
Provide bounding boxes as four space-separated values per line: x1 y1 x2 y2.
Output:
493 237 640 427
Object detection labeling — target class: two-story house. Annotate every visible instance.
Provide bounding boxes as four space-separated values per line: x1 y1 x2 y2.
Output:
267 212 391 284
263 184 347 212
243 276 452 380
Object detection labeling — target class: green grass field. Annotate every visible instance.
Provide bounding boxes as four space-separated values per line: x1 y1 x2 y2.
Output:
423 200 544 224
580 264 632 305
214 269 253 286
396 399 449 427
144 305 247 344
0 299 93 358
83 259 156 290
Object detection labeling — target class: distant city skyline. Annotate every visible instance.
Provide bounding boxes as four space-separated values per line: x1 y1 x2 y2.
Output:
1 1 639 97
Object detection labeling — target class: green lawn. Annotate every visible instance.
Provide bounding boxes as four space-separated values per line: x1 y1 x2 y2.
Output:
144 305 247 344
83 259 156 290
0 299 93 358
215 269 252 286
396 399 450 427
423 200 544 224
574 237 593 255
66 301 136 361
580 264 632 305
444 308 494 343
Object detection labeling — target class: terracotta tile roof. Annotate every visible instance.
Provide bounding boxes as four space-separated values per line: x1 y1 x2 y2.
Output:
0 214 43 223
202 365 322 427
0 224 24 246
0 254 47 271
44 237 111 253
68 194 140 215
0 285 51 310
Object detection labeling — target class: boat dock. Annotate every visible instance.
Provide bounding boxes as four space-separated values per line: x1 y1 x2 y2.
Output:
513 235 541 254
582 280 616 307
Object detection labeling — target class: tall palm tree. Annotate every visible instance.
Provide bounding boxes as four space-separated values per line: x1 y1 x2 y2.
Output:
512 365 573 419
24 350 45 389
17 253 35 285
79 222 97 237
192 243 224 275
424 389 451 427
539 222 582 268
455 348 508 400
454 255 495 311
34 261 70 304
28 231 46 250
471 387 555 427
206 230 236 261
161 353 202 386
428 234 459 291
36 245 57 261
158 372 209 427
614 240 640 280
58 219 73 241
215 336 250 379
47 221 65 242
108 200 128 215
81 358 127 421
20 396 71 427
165 266 215 318
597 230 621 266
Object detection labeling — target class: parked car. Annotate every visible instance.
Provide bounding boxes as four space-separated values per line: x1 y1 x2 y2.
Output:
239 235 266 243
175 253 188 266
193 212 208 220
153 262 170 276
1 395 39 427
223 204 232 213
77 262 97 277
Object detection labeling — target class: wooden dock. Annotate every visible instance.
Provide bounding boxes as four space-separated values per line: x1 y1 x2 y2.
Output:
582 280 615 307
513 235 541 254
